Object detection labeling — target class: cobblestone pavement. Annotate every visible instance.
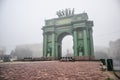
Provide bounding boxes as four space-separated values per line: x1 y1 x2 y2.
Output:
0 61 108 80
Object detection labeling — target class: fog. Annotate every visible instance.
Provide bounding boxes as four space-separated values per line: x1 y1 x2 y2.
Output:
0 0 120 54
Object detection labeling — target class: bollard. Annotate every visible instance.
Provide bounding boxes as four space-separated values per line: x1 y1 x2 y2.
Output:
107 59 113 71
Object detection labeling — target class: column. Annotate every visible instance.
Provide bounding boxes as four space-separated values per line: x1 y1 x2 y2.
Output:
73 29 78 56
56 42 58 59
43 34 45 56
83 29 88 56
43 33 47 57
52 32 55 57
57 43 61 59
90 29 94 56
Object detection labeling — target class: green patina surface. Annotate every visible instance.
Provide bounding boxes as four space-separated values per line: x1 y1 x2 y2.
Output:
42 12 94 60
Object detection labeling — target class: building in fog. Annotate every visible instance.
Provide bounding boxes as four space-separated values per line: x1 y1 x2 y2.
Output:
94 46 109 59
0 47 6 59
11 43 42 59
109 39 120 59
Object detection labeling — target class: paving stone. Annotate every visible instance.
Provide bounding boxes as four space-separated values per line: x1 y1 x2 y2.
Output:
0 61 107 80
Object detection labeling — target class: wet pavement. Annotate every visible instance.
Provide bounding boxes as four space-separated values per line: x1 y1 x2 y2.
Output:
0 61 108 80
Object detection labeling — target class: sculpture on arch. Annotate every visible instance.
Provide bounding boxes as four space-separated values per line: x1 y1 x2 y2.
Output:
56 8 74 18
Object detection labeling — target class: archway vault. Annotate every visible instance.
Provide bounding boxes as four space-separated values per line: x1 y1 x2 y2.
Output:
58 32 71 43
42 11 94 60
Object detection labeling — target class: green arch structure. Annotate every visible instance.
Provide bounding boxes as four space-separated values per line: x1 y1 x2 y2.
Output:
42 12 94 60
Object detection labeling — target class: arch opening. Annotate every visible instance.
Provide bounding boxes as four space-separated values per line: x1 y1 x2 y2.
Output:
61 35 73 57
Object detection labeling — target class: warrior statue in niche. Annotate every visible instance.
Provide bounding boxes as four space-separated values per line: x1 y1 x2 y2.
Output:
77 44 84 56
46 47 52 57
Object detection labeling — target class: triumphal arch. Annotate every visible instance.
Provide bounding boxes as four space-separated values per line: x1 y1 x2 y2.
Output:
42 9 94 60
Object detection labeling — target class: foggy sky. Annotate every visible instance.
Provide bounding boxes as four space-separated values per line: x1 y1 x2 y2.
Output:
0 0 120 54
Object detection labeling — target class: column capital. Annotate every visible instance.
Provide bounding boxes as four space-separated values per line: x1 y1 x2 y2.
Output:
72 27 86 31
43 31 56 35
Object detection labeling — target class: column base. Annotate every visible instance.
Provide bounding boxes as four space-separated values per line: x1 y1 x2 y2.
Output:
74 56 95 61
41 56 95 61
44 57 58 60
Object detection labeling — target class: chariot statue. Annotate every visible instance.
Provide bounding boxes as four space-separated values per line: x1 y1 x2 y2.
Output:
56 8 74 18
